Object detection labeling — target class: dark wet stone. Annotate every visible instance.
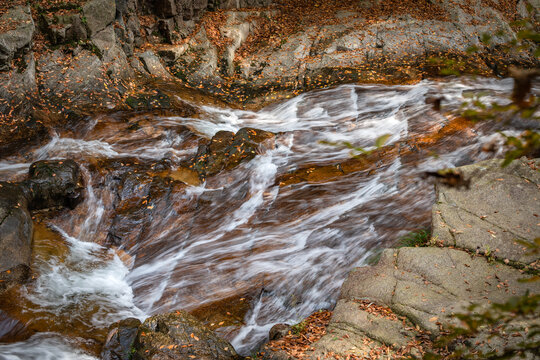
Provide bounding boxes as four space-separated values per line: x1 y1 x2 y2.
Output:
192 130 235 178
192 127 274 178
22 160 85 211
1 160 85 293
126 91 172 110
268 323 291 341
102 317 142 360
132 310 239 360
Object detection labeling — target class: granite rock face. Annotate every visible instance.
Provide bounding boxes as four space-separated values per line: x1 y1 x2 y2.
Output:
82 0 117 37
0 6 34 71
432 158 540 266
168 0 539 104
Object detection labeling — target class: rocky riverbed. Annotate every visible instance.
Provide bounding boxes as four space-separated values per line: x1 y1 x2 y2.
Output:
0 0 539 359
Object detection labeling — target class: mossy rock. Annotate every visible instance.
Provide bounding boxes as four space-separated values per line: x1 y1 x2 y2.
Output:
132 311 239 360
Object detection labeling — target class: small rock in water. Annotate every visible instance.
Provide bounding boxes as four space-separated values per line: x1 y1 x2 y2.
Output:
269 323 291 340
168 167 201 186
132 310 239 360
23 160 85 211
102 317 141 360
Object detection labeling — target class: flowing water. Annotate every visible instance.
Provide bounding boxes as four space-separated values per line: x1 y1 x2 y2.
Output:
0 78 529 358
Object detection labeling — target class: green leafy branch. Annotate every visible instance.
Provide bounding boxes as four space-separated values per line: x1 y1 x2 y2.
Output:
319 134 391 157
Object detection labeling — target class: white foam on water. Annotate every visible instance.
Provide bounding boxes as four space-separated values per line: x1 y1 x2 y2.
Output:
33 136 121 160
0 334 98 360
224 154 278 231
23 175 146 331
25 226 146 327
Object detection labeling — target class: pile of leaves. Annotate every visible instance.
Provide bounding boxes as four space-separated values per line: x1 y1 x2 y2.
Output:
262 310 332 358
0 0 26 18
354 300 403 322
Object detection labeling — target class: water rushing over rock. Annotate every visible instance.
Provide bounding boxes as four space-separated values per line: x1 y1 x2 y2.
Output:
0 78 533 357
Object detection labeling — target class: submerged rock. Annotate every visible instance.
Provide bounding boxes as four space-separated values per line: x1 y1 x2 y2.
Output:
0 309 30 343
192 127 275 178
102 317 142 360
131 310 239 360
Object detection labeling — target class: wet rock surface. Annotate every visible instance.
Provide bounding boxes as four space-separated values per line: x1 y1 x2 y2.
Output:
102 317 142 360
0 159 84 294
130 310 239 360
262 158 540 359
23 160 85 211
191 127 275 179
0 309 30 343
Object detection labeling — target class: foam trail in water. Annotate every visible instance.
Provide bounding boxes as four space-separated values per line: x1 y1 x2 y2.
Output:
0 334 98 360
224 154 278 231
26 225 146 327
33 136 121 160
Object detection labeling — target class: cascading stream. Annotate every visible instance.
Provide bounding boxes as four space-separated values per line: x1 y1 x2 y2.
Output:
0 78 528 358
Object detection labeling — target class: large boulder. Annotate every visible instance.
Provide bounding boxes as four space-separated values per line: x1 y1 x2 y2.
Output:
0 6 34 71
432 158 540 266
82 0 117 37
22 160 85 211
106 311 240 360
